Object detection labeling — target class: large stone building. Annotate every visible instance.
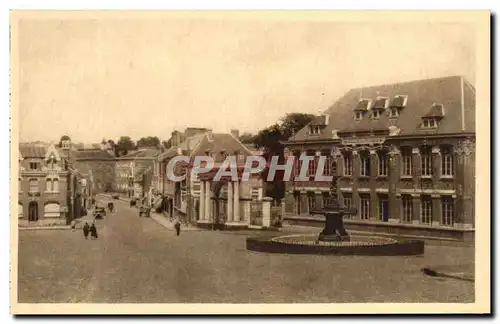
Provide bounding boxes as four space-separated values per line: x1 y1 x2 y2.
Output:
282 76 475 242
18 137 88 226
157 129 266 228
115 148 161 199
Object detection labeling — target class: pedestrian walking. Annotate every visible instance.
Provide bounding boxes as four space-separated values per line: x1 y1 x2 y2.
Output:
174 220 181 236
90 223 98 239
83 222 90 239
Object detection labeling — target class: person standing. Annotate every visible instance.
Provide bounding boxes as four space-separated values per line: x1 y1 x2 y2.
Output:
174 220 181 236
90 223 98 239
83 222 90 239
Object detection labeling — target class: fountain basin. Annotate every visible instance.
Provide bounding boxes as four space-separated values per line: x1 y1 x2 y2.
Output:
246 234 424 256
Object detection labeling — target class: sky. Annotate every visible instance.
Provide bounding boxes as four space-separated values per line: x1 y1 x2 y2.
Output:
16 15 476 144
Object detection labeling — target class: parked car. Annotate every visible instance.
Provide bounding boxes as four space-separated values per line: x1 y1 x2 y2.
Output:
94 206 106 219
112 194 120 200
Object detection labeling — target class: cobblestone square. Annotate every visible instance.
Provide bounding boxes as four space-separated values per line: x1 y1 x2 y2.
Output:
18 198 474 303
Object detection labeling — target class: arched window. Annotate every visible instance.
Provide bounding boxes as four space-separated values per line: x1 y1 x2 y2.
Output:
46 179 53 192
53 179 59 192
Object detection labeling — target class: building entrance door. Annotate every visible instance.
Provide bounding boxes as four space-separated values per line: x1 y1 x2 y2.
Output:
379 198 389 222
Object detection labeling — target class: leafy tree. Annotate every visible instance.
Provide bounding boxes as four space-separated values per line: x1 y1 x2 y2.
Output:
137 136 161 149
115 136 135 156
252 113 316 201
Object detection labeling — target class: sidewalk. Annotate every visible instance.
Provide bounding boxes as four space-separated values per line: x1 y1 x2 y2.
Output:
421 263 474 282
98 193 200 232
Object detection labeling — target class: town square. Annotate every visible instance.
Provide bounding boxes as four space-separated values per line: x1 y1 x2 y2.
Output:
11 11 488 312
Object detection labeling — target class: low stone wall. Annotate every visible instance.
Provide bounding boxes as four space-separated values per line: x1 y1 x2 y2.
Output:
19 219 67 227
246 236 425 256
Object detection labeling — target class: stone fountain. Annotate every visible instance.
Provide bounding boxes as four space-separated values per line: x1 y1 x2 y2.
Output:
309 162 357 242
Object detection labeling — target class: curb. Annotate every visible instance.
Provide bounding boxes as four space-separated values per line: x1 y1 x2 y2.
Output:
421 267 474 282
149 213 201 232
19 226 71 231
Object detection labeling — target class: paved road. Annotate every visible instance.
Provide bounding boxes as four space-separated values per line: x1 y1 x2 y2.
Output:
18 196 475 303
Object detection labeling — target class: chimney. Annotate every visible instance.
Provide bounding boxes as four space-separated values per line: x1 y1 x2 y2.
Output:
230 129 240 139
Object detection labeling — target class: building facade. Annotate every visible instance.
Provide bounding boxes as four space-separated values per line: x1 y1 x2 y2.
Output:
18 138 88 226
282 76 475 242
115 148 161 200
157 129 266 228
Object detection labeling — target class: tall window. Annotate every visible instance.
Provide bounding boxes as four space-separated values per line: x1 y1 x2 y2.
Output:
378 196 389 222
420 195 432 224
322 151 333 176
29 162 38 170
307 151 317 177
343 194 352 218
29 179 38 192
251 188 260 200
441 146 454 177
308 194 316 211
421 146 432 177
360 153 371 177
401 195 413 223
360 196 370 220
343 153 352 176
46 179 52 192
401 148 412 177
292 153 300 178
442 196 454 226
378 151 389 176
53 179 59 192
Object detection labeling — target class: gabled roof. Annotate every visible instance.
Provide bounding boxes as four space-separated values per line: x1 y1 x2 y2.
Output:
19 143 47 158
74 150 115 160
158 131 255 162
423 103 445 118
288 75 475 141
119 148 161 159
44 143 61 161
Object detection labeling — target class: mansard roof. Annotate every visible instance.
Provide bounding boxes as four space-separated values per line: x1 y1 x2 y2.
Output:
288 75 475 142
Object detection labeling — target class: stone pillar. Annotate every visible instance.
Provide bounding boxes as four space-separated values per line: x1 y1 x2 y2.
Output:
369 149 378 220
388 146 401 223
432 146 441 185
205 181 211 222
412 147 421 190
258 187 263 200
431 194 441 226
352 150 360 219
233 181 240 222
262 197 272 227
199 180 205 221
455 139 475 228
227 181 233 223
243 200 251 224
411 193 420 224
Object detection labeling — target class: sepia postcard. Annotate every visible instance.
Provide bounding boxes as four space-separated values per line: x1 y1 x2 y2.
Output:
10 10 490 315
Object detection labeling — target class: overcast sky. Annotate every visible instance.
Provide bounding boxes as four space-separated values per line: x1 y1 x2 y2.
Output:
17 16 476 144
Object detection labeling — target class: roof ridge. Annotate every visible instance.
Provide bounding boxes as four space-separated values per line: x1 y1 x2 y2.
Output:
349 75 464 93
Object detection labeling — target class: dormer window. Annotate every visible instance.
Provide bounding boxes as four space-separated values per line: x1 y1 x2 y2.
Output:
390 95 408 108
354 98 371 121
309 125 321 135
421 103 445 129
389 107 399 118
372 111 381 120
422 118 438 129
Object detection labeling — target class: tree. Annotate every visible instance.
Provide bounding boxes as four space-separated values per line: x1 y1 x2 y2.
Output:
115 136 135 156
252 113 316 201
58 135 71 148
137 136 161 149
